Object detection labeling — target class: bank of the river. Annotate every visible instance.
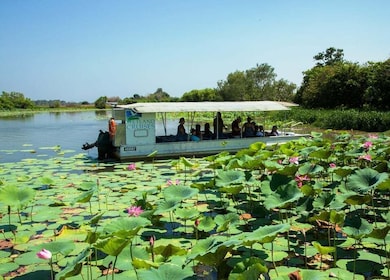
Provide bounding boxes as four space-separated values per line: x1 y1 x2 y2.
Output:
0 107 103 118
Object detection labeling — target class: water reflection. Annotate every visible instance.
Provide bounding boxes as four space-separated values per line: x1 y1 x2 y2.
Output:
0 111 109 163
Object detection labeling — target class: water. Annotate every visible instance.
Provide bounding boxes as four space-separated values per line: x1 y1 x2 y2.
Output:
0 111 111 163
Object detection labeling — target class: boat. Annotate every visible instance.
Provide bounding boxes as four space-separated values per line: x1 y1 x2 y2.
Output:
82 101 307 161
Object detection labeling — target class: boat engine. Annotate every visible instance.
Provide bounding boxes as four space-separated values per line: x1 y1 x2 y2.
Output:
82 130 116 160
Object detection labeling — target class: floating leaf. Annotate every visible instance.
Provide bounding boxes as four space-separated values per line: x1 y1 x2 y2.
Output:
137 263 194 280
163 185 198 202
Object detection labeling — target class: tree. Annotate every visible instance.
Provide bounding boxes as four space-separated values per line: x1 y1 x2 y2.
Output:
94 96 107 109
363 59 390 110
181 88 221 101
217 71 247 101
0 91 35 110
313 47 344 67
146 88 171 102
216 63 296 101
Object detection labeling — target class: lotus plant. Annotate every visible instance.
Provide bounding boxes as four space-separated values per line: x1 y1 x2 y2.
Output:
127 206 143 217
37 249 54 280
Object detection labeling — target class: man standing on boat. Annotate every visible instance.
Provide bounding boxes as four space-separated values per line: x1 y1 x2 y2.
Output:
213 112 227 139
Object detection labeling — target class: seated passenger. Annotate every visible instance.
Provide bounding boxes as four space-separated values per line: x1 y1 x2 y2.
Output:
231 116 242 137
176 117 188 141
203 123 214 140
255 125 265 137
242 117 255 137
190 124 202 142
269 125 279 136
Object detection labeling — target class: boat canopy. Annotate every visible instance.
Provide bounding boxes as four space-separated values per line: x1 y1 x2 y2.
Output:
116 101 294 113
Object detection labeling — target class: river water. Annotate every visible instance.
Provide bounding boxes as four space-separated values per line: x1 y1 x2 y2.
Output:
0 111 112 163
0 111 183 163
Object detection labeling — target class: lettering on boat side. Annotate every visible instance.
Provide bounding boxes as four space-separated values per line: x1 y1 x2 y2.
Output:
124 146 136 151
128 119 154 130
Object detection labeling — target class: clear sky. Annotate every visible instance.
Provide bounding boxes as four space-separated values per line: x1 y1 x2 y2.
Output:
1 0 389 102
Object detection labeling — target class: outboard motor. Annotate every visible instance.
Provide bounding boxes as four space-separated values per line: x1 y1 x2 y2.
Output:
82 130 116 160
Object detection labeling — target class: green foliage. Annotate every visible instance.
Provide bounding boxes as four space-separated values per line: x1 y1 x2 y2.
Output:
216 63 296 102
278 107 390 132
94 96 107 109
181 88 221 101
296 48 389 110
0 91 35 110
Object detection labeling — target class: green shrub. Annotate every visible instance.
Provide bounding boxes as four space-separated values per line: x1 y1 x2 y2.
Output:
276 108 390 132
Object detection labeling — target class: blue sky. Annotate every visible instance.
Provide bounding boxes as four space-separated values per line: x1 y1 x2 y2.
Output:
1 0 389 102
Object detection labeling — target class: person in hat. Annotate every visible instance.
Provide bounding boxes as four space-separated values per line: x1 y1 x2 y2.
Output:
176 117 188 141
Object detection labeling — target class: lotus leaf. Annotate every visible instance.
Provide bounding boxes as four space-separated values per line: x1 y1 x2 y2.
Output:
346 168 388 193
343 217 373 240
137 263 194 280
154 199 180 215
174 207 199 220
102 217 151 238
263 182 303 210
0 184 35 210
56 248 90 280
163 184 198 202
298 163 324 175
197 216 216 232
154 243 187 259
94 236 131 256
215 170 246 187
229 256 268 280
239 223 290 245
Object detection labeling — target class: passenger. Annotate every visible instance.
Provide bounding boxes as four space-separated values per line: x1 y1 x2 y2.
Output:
176 117 188 141
195 124 202 139
231 116 242 137
269 125 279 136
213 112 227 139
108 117 117 142
255 125 265 137
242 117 255 137
190 124 202 142
203 122 214 140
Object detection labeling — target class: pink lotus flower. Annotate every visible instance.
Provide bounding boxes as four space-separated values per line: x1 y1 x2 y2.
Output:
368 134 378 139
149 235 155 246
194 219 200 227
295 174 310 188
127 206 143 217
167 179 180 186
358 154 372 161
289 157 299 165
362 141 373 150
37 249 52 259
127 163 136 170
329 163 336 168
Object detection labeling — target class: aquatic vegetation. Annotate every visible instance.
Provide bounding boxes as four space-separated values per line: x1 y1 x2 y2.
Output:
0 132 389 279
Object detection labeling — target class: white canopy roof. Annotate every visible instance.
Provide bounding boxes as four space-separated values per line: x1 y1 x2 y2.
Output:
116 101 293 113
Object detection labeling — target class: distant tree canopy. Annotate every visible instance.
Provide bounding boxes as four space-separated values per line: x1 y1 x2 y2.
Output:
181 88 221 101
0 91 35 110
295 47 390 110
215 63 296 102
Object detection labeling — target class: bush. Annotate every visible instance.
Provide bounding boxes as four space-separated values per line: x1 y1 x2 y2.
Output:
277 108 390 132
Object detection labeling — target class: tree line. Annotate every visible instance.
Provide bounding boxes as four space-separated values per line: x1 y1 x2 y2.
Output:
1 47 389 111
